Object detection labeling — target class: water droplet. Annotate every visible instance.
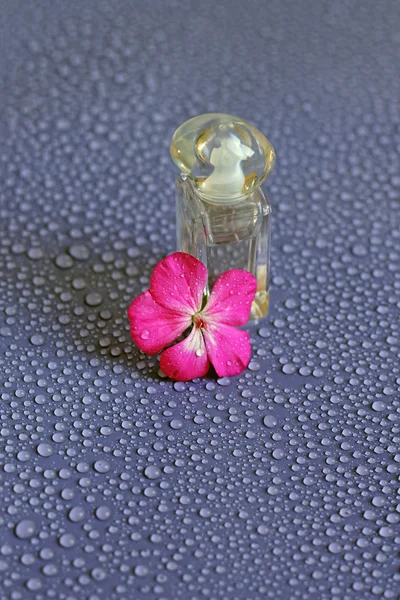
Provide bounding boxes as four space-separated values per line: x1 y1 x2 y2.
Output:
144 465 161 480
15 520 36 539
95 506 112 521
263 415 277 428
37 443 53 457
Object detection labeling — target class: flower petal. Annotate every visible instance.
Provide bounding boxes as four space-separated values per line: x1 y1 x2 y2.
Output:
202 269 257 326
203 323 252 377
128 290 191 354
150 252 207 315
160 327 210 381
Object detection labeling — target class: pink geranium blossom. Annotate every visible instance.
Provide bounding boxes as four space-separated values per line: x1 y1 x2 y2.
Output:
127 252 257 381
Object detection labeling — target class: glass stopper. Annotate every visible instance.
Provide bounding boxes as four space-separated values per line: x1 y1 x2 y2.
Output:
170 113 275 202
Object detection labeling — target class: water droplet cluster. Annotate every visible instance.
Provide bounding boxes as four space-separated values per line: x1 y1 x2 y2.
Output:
0 1 399 598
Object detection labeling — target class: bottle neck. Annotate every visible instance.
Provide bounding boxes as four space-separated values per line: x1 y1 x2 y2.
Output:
180 174 258 206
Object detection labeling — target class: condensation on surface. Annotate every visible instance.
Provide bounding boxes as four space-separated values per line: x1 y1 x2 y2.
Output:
0 1 399 599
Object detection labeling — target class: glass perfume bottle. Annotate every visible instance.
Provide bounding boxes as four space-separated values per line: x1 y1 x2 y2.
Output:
170 113 275 321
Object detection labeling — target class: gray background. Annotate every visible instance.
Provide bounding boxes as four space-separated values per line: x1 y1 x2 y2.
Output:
0 1 399 599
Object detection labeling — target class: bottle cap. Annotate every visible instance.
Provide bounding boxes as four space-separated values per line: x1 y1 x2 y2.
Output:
171 113 275 202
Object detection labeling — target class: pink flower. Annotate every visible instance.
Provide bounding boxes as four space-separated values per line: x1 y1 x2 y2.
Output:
127 252 257 382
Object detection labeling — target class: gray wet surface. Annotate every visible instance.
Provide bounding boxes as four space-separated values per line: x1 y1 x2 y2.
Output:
0 1 399 599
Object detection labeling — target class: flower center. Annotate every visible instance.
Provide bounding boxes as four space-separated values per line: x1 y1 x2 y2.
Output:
192 313 207 329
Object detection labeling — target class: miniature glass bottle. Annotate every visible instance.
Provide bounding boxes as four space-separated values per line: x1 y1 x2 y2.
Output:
170 113 275 321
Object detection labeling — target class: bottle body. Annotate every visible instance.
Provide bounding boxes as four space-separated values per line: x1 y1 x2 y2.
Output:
176 175 271 321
